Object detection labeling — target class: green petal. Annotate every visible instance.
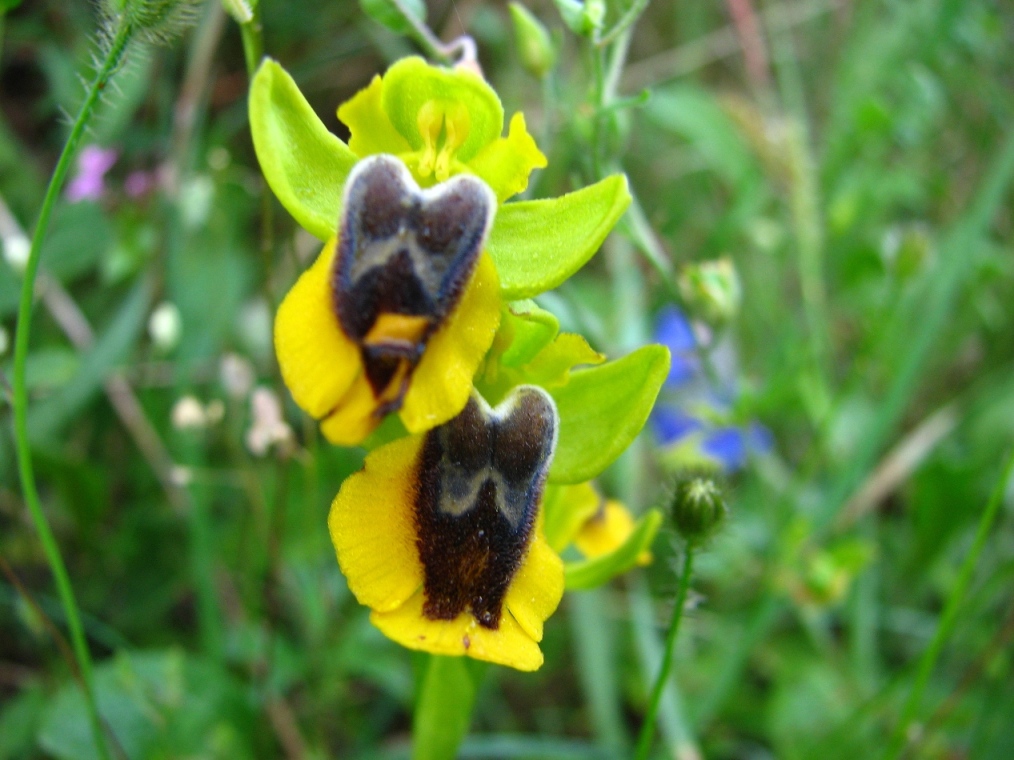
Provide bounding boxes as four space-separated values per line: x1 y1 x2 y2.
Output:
381 57 503 161
336 75 413 158
564 509 663 590
549 344 670 483
500 300 560 368
469 112 547 201
249 59 357 240
488 174 632 299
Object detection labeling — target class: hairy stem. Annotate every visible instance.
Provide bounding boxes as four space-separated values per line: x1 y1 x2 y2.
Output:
10 20 134 760
634 543 696 760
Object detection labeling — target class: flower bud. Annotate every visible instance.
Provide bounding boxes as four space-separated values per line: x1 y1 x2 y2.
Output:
3 234 29 274
679 257 742 326
148 301 182 353
220 352 255 400
553 0 603 37
509 4 555 79
670 475 727 543
171 395 207 430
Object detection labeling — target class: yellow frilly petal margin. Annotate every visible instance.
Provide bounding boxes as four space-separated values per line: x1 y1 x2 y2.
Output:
401 253 501 434
274 244 501 445
328 431 564 671
274 239 359 421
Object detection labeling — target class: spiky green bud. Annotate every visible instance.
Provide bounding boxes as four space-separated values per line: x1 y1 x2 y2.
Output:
670 476 727 543
679 257 742 326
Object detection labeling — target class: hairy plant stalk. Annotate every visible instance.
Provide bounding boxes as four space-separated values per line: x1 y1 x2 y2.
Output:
634 543 697 760
10 20 134 760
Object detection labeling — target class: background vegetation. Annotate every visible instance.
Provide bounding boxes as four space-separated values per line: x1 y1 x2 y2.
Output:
1 0 1013 757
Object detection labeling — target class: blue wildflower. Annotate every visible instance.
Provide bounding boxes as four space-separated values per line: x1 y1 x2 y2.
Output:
650 305 771 472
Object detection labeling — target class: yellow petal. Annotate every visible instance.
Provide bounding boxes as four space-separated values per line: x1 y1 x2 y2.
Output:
328 435 424 612
274 241 361 419
504 533 564 643
319 374 383 446
400 252 502 433
336 75 412 158
575 500 651 565
469 113 548 202
371 591 545 671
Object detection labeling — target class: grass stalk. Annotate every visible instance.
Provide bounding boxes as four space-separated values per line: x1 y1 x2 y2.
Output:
10 20 134 760
882 449 1014 759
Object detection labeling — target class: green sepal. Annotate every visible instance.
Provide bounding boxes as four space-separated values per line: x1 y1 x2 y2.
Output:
382 57 503 161
477 330 603 405
541 482 601 553
500 300 560 367
549 344 670 483
565 509 663 590
249 59 357 241
488 174 631 299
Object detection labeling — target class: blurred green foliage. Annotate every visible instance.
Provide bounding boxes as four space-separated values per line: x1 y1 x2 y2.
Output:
1 0 1013 757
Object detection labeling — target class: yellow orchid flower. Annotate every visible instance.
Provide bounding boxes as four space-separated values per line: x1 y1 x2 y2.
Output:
274 155 501 444
329 386 563 670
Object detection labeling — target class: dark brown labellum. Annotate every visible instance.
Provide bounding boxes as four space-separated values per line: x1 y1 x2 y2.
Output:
330 155 495 410
413 387 558 629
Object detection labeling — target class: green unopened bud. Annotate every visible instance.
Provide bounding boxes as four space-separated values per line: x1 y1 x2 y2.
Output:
670 476 727 543
679 257 742 326
509 3 555 79
553 0 602 37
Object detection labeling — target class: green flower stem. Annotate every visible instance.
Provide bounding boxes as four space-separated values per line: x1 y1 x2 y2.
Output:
882 449 1014 760
413 655 480 760
386 0 475 66
238 1 264 77
596 0 650 47
10 21 134 760
634 542 696 760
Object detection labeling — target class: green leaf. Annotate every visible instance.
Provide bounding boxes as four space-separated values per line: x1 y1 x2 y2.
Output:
38 649 254 760
500 300 560 367
413 655 478 760
549 344 670 483
360 0 427 37
647 85 759 185
488 174 631 299
565 509 663 590
249 58 357 240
